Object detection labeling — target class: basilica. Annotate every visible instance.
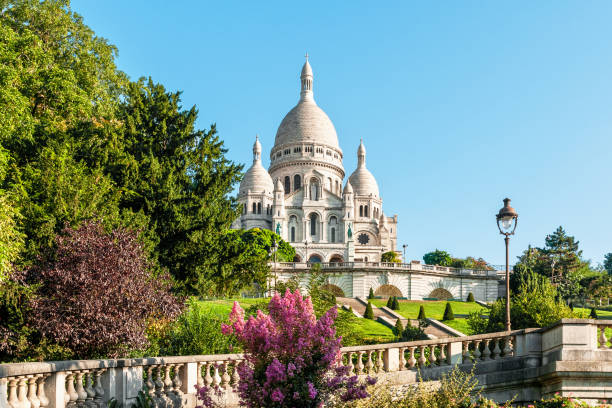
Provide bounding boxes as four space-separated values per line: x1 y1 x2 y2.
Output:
232 57 399 263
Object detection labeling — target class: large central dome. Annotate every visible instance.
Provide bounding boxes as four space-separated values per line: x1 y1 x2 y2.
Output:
273 58 341 150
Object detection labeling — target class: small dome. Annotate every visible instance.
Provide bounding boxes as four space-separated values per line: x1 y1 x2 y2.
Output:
343 180 353 194
239 136 274 195
301 58 313 77
348 140 380 197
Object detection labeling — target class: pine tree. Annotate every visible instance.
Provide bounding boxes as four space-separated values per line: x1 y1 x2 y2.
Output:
394 318 404 337
368 287 375 299
443 302 455 321
392 296 400 310
386 297 393 308
364 302 374 319
467 292 475 302
590 307 598 319
417 305 426 320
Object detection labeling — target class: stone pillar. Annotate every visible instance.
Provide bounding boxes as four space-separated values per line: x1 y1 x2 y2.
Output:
101 367 143 408
383 348 400 372
1 378 8 408
44 371 67 408
448 342 463 365
180 363 197 394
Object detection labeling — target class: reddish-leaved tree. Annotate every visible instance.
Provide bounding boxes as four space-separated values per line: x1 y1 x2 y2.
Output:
28 220 183 358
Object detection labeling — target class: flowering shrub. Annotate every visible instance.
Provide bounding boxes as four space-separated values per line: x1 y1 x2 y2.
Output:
198 289 374 407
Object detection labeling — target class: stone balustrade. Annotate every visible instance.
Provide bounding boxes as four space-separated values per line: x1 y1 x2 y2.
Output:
1 319 611 408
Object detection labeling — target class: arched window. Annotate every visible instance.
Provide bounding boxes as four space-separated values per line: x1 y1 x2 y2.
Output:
335 180 339 194
252 203 257 213
284 176 291 193
310 213 318 236
294 174 301 190
328 177 332 190
359 205 363 217
331 228 336 243
364 205 369 217
243 203 246 214
257 202 262 214
291 226 295 242
329 216 337 243
310 178 320 201
289 215 298 242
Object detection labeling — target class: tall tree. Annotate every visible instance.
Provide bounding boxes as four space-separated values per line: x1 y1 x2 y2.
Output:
604 253 612 275
111 78 243 294
423 249 452 266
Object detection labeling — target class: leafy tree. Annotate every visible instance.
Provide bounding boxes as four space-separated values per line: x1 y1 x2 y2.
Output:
423 250 451 266
590 308 598 319
368 287 375 299
0 150 23 280
467 292 475 302
26 220 182 358
364 302 374 319
381 251 400 263
417 305 426 320
442 302 454 321
393 318 404 337
401 322 429 341
604 253 612 275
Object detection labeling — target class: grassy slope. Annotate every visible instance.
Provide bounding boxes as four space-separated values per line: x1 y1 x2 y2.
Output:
198 298 395 344
371 299 488 335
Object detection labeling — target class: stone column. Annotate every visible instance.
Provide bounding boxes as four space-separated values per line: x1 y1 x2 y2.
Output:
383 348 400 372
44 372 67 408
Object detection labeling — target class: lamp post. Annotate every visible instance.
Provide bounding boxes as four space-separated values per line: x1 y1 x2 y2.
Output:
271 239 278 293
496 198 518 332
304 239 309 264
402 244 408 264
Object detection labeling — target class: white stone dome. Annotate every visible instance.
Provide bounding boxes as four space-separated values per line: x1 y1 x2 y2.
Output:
239 136 274 195
348 140 380 197
273 58 340 150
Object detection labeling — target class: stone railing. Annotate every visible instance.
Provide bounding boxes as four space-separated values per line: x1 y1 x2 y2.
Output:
2 320 611 407
275 261 499 277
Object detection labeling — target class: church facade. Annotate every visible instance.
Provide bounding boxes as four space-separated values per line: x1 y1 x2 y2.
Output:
232 57 398 264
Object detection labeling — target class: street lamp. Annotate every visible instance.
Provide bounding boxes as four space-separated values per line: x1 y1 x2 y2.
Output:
402 244 408 264
496 197 518 331
270 239 278 293
304 239 309 264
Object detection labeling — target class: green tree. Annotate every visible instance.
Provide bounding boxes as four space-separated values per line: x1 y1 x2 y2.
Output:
604 253 612 275
417 305 426 320
364 302 374 319
0 150 23 280
393 318 404 337
423 250 451 266
590 308 598 319
381 251 400 263
467 292 475 302
386 297 393 308
392 296 400 311
368 287 375 299
442 302 454 321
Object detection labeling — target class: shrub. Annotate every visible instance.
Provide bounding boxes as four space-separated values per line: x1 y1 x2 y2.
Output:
385 297 392 308
393 318 404 337
417 305 426 320
442 302 454 321
364 302 374 319
214 290 375 407
590 307 598 319
467 292 475 302
401 322 428 342
368 287 375 299
26 221 183 358
392 297 400 311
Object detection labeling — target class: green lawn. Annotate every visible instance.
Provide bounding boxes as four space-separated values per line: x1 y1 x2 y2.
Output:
371 299 488 335
575 307 612 320
196 298 266 317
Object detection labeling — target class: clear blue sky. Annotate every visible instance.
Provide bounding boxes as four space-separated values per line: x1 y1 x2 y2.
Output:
72 0 612 266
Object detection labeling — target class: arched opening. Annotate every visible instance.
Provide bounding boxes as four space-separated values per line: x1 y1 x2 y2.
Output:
243 203 246 214
257 202 262 214
331 227 335 243
310 213 318 236
294 174 301 190
290 226 295 242
364 205 369 217
335 180 339 194
359 205 363 217
310 178 320 201
321 284 345 297
375 284 402 298
428 288 453 300
284 176 291 193
293 255 302 262
329 216 337 243
329 255 344 263
252 202 257 213
308 254 322 263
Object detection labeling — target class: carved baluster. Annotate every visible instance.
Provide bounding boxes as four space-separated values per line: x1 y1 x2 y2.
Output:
93 370 105 408
502 337 513 357
231 360 241 386
347 352 355 375
163 365 175 407
66 373 78 408
204 363 213 387
221 361 231 389
75 371 88 408
37 375 49 408
154 366 165 405
26 375 40 408
357 351 365 374
482 339 492 360
417 346 427 367
212 364 222 387
196 363 203 388
428 345 437 366
16 376 31 408
84 372 96 408
473 341 482 360
145 367 156 401
492 338 501 359
376 350 384 373
408 347 417 369
173 364 184 407
599 327 608 349
398 348 406 371
7 378 19 408
462 341 471 363
365 351 374 373
438 344 447 365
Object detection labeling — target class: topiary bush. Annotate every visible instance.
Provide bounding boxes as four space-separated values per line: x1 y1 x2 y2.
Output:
590 307 598 319
393 318 404 337
442 302 454 321
386 297 393 308
368 287 375 299
417 305 426 320
392 297 400 311
467 292 475 302
364 302 375 319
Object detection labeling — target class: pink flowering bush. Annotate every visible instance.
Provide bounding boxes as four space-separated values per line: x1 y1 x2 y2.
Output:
197 289 374 407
